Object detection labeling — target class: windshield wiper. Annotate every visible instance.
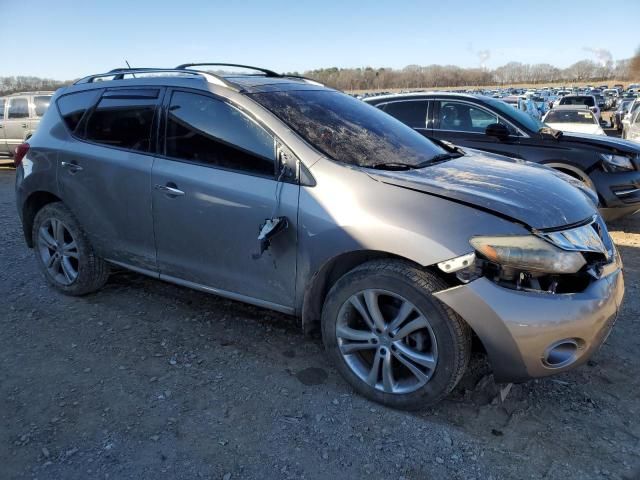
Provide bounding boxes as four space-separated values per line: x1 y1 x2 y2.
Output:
417 152 464 167
369 162 415 171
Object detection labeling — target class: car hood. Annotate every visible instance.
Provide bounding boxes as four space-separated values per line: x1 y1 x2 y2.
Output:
367 150 598 230
558 131 640 152
545 123 605 136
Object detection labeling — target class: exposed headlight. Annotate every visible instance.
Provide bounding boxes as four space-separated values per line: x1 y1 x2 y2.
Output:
469 235 586 274
600 153 633 171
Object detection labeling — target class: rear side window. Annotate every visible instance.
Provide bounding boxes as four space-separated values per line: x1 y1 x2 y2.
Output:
165 91 275 176
33 96 52 117
57 90 101 132
0 99 5 119
381 101 428 128
8 98 29 119
83 89 159 153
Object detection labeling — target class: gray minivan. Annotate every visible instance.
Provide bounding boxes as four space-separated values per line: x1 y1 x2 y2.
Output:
14 65 624 409
0 91 53 156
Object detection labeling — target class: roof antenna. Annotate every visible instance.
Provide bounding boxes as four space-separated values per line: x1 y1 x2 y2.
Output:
125 59 135 78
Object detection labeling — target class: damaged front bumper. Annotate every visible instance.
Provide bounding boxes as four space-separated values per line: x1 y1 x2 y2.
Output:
433 260 625 383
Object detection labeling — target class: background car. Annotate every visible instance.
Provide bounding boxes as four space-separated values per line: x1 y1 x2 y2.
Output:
614 99 634 132
557 94 601 120
0 91 53 157
364 92 640 220
625 107 640 143
542 106 605 135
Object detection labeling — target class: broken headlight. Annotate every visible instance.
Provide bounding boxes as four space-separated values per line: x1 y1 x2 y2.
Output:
469 235 586 274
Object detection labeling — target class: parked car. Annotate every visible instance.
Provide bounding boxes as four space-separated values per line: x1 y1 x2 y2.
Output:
542 106 605 136
0 91 54 157
622 99 640 139
364 92 640 220
14 65 625 409
614 99 635 132
625 107 640 144
557 95 601 120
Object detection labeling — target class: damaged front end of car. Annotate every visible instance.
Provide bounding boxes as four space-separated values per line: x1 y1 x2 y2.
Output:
433 214 624 383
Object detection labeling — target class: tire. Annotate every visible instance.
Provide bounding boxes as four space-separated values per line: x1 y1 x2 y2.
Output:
32 202 110 295
321 259 471 410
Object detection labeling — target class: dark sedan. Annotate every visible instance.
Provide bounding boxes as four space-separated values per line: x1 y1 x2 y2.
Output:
364 93 640 220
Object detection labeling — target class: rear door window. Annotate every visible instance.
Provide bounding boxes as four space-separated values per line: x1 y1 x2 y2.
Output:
83 89 160 153
436 101 499 133
381 101 428 128
57 90 101 132
164 90 275 177
0 99 5 119
7 98 29 119
33 96 52 117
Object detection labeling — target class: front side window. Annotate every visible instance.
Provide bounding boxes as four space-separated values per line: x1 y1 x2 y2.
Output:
437 101 498 133
57 90 101 132
34 96 52 117
381 101 428 128
8 98 29 119
83 91 157 153
165 91 275 176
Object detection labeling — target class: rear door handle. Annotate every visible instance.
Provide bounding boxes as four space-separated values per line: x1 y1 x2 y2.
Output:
61 161 83 173
154 184 185 197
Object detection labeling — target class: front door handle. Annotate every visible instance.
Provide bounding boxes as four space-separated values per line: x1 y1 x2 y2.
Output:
61 161 83 173
21 123 28 128
154 183 185 197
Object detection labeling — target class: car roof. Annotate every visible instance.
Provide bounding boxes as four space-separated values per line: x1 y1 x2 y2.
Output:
551 105 591 110
363 91 485 103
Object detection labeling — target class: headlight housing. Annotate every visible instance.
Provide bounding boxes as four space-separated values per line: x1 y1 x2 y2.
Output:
469 235 586 274
600 153 634 172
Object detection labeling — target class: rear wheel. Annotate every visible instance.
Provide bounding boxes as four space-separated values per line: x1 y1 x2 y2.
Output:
321 260 471 410
32 202 109 295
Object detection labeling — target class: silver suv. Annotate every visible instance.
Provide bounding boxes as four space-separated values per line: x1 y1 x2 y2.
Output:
15 65 624 409
0 91 53 157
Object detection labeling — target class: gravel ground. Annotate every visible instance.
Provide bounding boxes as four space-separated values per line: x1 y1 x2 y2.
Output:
1 167 639 480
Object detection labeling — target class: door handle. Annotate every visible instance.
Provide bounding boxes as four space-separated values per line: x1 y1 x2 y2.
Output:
61 161 83 173
21 123 28 128
154 184 185 197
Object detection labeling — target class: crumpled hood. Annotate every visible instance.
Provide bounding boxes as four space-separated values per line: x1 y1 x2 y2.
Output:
368 150 598 230
560 131 640 152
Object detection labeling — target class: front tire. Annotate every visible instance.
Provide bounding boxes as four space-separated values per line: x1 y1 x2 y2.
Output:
321 260 471 410
32 202 110 295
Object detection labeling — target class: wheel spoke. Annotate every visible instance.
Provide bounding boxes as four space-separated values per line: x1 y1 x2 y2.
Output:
394 342 436 369
53 219 65 243
61 257 76 283
366 350 382 387
39 228 57 249
50 255 62 273
363 290 386 331
45 253 57 268
336 324 375 342
393 316 429 340
386 301 415 334
63 241 79 259
340 342 377 355
392 350 429 384
349 294 376 331
381 351 394 392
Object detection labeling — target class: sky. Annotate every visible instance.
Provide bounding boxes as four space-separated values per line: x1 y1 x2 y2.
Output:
1 0 639 80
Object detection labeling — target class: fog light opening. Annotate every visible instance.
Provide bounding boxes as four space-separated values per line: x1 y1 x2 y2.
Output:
544 339 579 368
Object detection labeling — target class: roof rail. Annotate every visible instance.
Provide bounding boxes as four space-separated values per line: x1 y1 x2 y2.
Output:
73 68 238 90
176 63 281 77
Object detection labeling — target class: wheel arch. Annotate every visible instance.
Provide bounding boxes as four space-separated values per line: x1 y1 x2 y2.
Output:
22 191 62 247
300 250 450 335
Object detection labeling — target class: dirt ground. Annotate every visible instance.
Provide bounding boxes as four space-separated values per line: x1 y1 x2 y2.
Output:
1 167 639 480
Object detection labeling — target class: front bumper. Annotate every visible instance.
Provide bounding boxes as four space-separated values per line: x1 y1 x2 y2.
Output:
591 169 640 220
434 263 624 383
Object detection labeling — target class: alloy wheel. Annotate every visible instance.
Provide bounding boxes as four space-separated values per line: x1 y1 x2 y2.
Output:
37 218 79 286
336 289 438 394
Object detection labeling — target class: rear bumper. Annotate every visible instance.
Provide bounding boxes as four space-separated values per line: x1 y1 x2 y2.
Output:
434 261 624 383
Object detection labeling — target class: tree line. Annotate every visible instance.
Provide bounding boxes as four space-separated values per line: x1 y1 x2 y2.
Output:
2 52 639 95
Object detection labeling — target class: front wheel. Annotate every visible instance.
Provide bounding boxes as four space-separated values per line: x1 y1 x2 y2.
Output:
321 260 471 410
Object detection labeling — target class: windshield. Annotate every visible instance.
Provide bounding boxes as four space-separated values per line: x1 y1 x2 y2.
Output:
560 96 595 107
544 110 596 124
488 97 545 131
250 90 447 168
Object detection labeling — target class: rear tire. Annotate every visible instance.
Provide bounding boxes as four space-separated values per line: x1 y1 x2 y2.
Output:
321 259 471 410
32 202 109 295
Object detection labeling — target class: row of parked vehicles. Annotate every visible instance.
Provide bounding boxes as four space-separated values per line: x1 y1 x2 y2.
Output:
7 65 639 409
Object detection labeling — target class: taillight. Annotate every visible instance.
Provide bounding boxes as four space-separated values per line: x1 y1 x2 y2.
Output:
14 143 30 168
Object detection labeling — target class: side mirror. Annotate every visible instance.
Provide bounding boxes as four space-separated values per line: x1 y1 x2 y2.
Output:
485 123 510 141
